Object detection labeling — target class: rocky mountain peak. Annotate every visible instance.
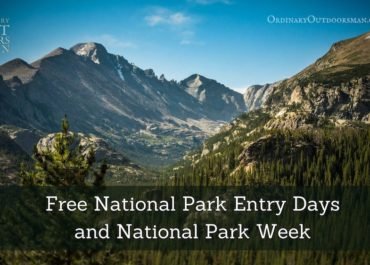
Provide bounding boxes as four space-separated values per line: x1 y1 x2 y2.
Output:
184 74 203 89
180 73 246 120
0 58 33 71
71 42 109 64
0 58 38 84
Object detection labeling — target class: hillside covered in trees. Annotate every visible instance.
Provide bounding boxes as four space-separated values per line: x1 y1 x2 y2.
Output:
167 110 370 186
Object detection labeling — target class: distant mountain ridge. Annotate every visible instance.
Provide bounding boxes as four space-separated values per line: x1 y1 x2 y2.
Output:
0 42 246 166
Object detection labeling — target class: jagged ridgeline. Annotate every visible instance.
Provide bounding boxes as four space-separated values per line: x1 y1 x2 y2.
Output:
0 43 245 167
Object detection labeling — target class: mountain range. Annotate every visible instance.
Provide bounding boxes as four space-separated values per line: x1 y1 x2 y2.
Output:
0 31 369 181
0 42 246 166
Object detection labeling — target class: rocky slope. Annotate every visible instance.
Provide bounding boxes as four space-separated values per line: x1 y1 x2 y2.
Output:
170 31 370 182
0 42 244 166
265 32 370 122
244 32 370 121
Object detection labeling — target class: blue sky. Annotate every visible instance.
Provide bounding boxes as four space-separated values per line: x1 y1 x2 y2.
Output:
1 0 370 92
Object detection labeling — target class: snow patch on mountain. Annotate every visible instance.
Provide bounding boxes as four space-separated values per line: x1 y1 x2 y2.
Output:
185 74 202 97
199 90 206 102
117 69 124 81
114 55 125 81
91 50 100 64
73 42 102 64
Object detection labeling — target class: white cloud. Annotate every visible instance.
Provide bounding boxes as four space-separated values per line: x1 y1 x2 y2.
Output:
144 7 203 46
145 8 192 27
170 12 190 25
146 15 164 26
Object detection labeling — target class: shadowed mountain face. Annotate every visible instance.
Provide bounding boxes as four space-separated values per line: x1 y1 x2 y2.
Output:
0 42 245 166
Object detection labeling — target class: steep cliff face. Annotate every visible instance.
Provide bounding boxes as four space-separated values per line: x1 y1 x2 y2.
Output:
243 82 280 111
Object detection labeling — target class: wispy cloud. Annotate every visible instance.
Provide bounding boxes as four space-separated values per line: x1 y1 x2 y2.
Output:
189 0 232 5
145 8 192 27
144 7 202 45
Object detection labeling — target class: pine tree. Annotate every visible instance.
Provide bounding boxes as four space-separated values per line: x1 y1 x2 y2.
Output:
20 116 107 186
